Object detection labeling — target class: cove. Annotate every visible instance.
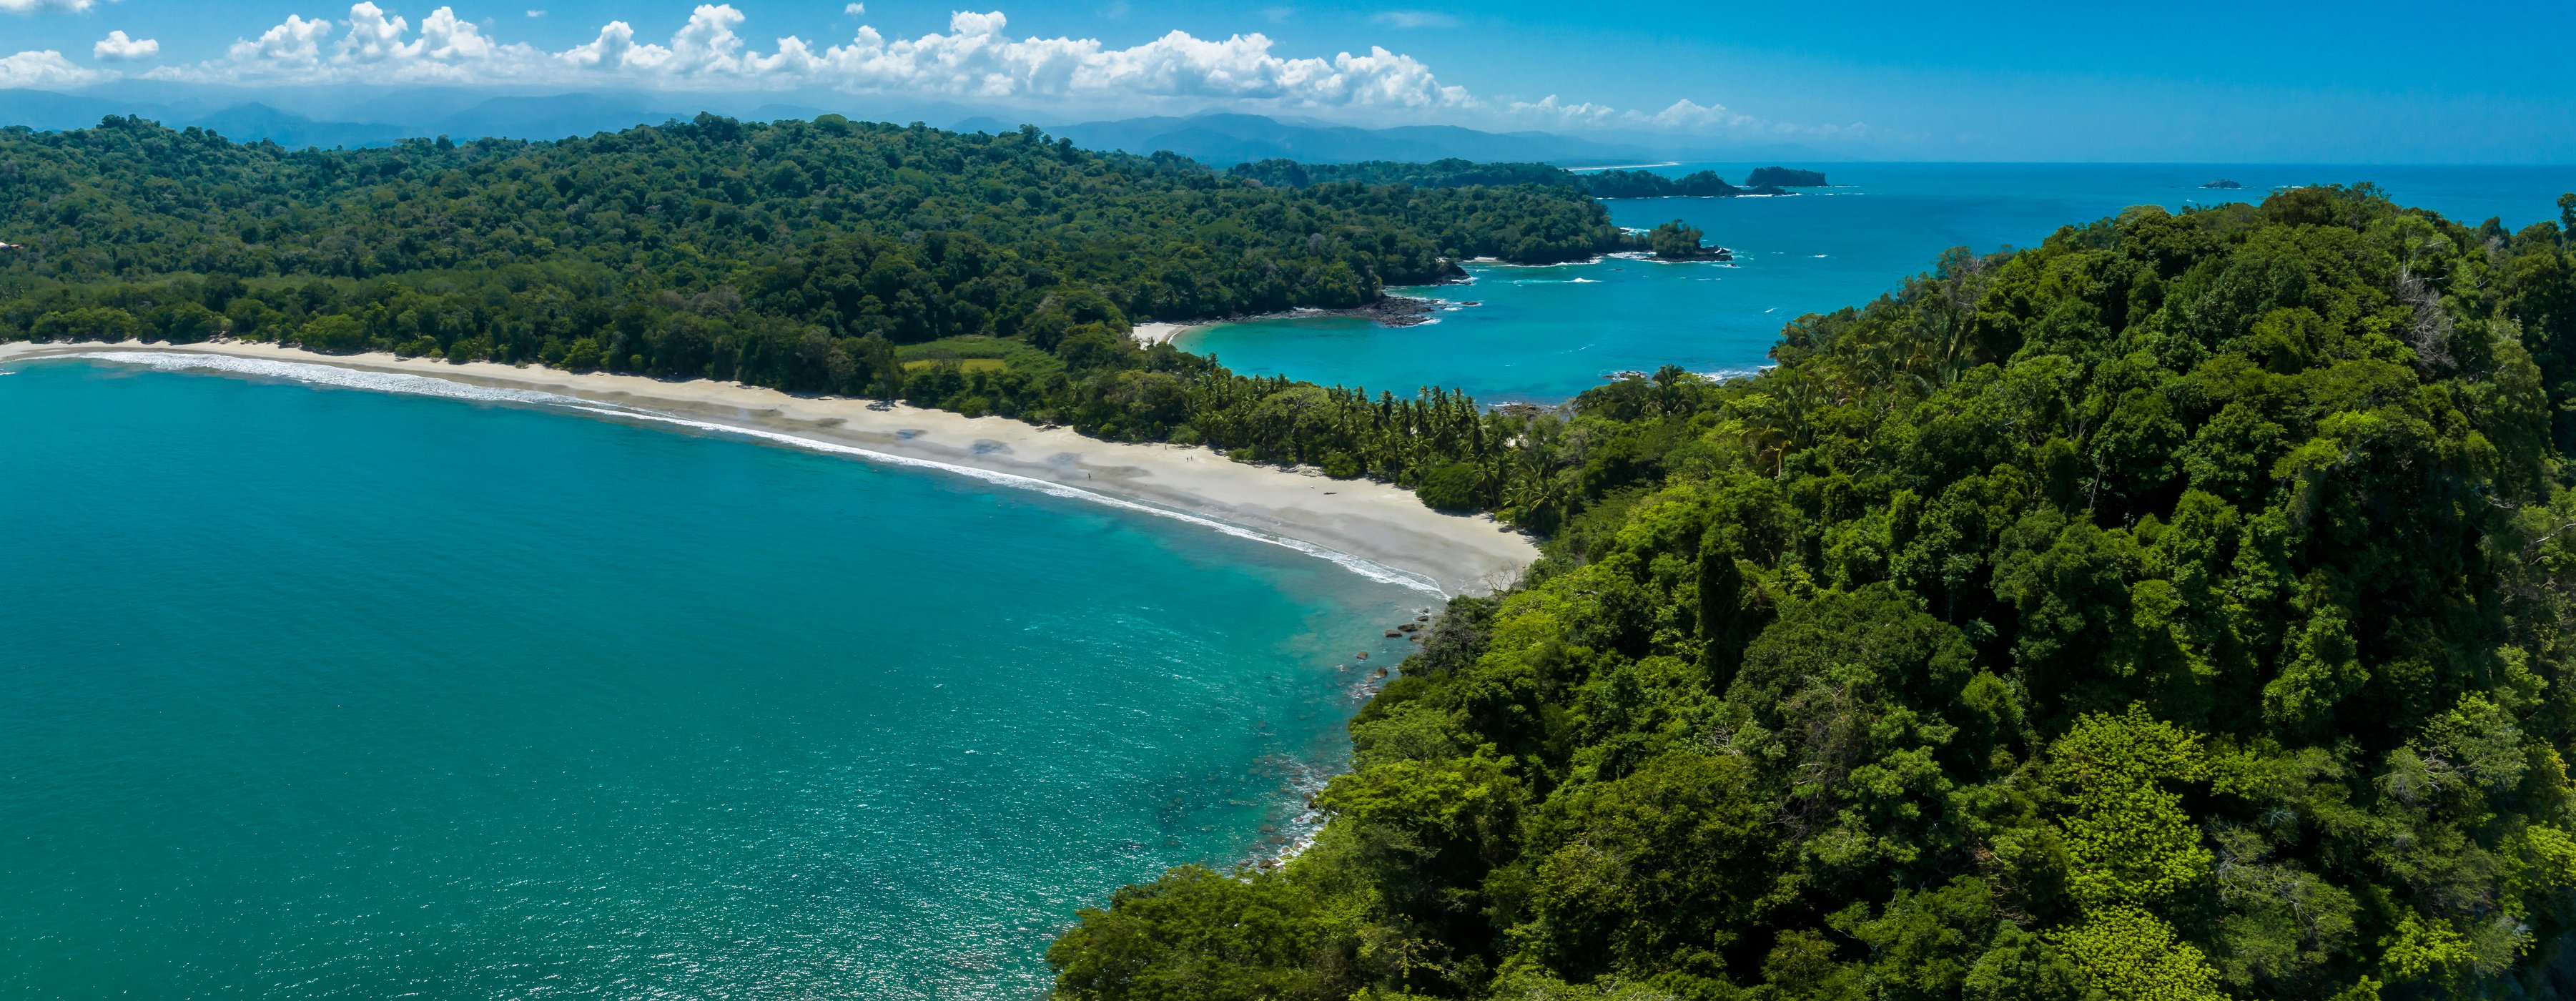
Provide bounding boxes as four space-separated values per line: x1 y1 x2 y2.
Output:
0 359 1424 997
1184 162 2576 403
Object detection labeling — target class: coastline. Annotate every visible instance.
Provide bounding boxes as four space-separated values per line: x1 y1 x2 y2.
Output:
1141 294 1454 350
0 340 1538 596
1130 321 1197 346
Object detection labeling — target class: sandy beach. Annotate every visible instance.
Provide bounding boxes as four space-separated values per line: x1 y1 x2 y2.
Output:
1 340 1537 596
1129 322 1198 346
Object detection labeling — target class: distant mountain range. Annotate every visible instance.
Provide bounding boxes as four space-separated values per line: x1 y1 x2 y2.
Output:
0 89 698 147
964 112 1676 168
0 88 1818 168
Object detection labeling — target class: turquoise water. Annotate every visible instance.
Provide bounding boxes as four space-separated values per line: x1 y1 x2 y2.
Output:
0 357 1426 997
1185 163 2576 403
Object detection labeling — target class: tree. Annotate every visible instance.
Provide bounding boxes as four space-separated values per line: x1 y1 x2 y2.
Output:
1413 462 1483 511
1647 220 1706 259
1697 528 1749 682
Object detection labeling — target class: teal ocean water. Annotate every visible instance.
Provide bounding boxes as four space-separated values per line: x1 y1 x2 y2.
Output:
1185 163 2576 403
0 357 1426 997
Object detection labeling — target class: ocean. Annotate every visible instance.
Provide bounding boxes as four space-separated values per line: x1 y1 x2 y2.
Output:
0 358 1425 997
1182 163 2576 403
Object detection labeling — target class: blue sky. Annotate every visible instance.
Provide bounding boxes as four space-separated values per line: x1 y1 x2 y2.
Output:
4 0 2571 161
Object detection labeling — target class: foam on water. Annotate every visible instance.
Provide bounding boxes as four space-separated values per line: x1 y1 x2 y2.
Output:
39 351 1447 596
61 350 586 408
567 407 1447 596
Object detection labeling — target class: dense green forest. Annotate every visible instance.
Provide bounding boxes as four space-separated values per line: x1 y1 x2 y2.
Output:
1746 167 1831 187
1230 158 1579 191
1047 186 2576 1000
0 115 1662 500
1575 169 1794 199
1225 158 1807 199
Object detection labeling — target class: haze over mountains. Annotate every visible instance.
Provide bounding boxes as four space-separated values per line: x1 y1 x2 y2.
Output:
0 87 1820 167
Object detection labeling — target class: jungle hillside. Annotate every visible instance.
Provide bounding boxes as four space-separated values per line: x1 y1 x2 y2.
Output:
0 114 1645 511
1046 186 2576 1001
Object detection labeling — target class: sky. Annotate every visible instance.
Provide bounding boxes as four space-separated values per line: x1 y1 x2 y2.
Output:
2 0 2571 162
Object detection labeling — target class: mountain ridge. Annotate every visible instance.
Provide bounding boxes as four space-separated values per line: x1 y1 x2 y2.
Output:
0 89 1816 166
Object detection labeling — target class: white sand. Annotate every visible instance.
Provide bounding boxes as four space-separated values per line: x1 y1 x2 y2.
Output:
1 340 1537 596
1130 322 1198 347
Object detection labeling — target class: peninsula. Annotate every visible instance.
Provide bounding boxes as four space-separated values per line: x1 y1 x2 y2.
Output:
1224 157 1827 198
0 116 1724 537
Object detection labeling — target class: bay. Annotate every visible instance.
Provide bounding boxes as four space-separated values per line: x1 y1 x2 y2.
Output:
0 359 1423 997
1183 162 2576 403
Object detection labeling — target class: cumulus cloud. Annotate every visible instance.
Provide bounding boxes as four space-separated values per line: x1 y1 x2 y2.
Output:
1628 98 1867 138
0 49 107 87
1509 94 1617 126
1 0 93 14
94 30 158 61
844 2 862 13
157 4 1472 109
226 14 335 67
84 4 1835 137
1500 93 1853 138
1641 99 1752 131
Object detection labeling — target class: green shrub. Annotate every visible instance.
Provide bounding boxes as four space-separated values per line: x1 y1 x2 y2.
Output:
1413 462 1481 511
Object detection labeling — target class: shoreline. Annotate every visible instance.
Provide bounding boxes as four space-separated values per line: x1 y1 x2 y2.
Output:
1144 293 1456 349
0 340 1538 596
1130 321 1198 347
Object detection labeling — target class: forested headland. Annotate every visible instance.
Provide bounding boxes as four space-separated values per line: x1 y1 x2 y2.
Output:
1225 158 1817 199
1047 186 2576 1001
0 114 1664 507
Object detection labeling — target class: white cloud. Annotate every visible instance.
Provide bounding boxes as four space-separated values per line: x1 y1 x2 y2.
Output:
418 7 500 60
1370 11 1456 29
227 14 335 67
526 9 545 18
556 4 752 78
93 30 158 61
0 0 93 14
161 4 1473 109
0 49 107 87
107 4 1841 137
341 1 415 62
1509 94 1615 126
1638 98 1751 131
843 2 862 14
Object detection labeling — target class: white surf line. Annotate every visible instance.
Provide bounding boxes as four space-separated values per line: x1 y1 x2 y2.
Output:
36 349 1450 594
52 350 592 407
567 407 1449 596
